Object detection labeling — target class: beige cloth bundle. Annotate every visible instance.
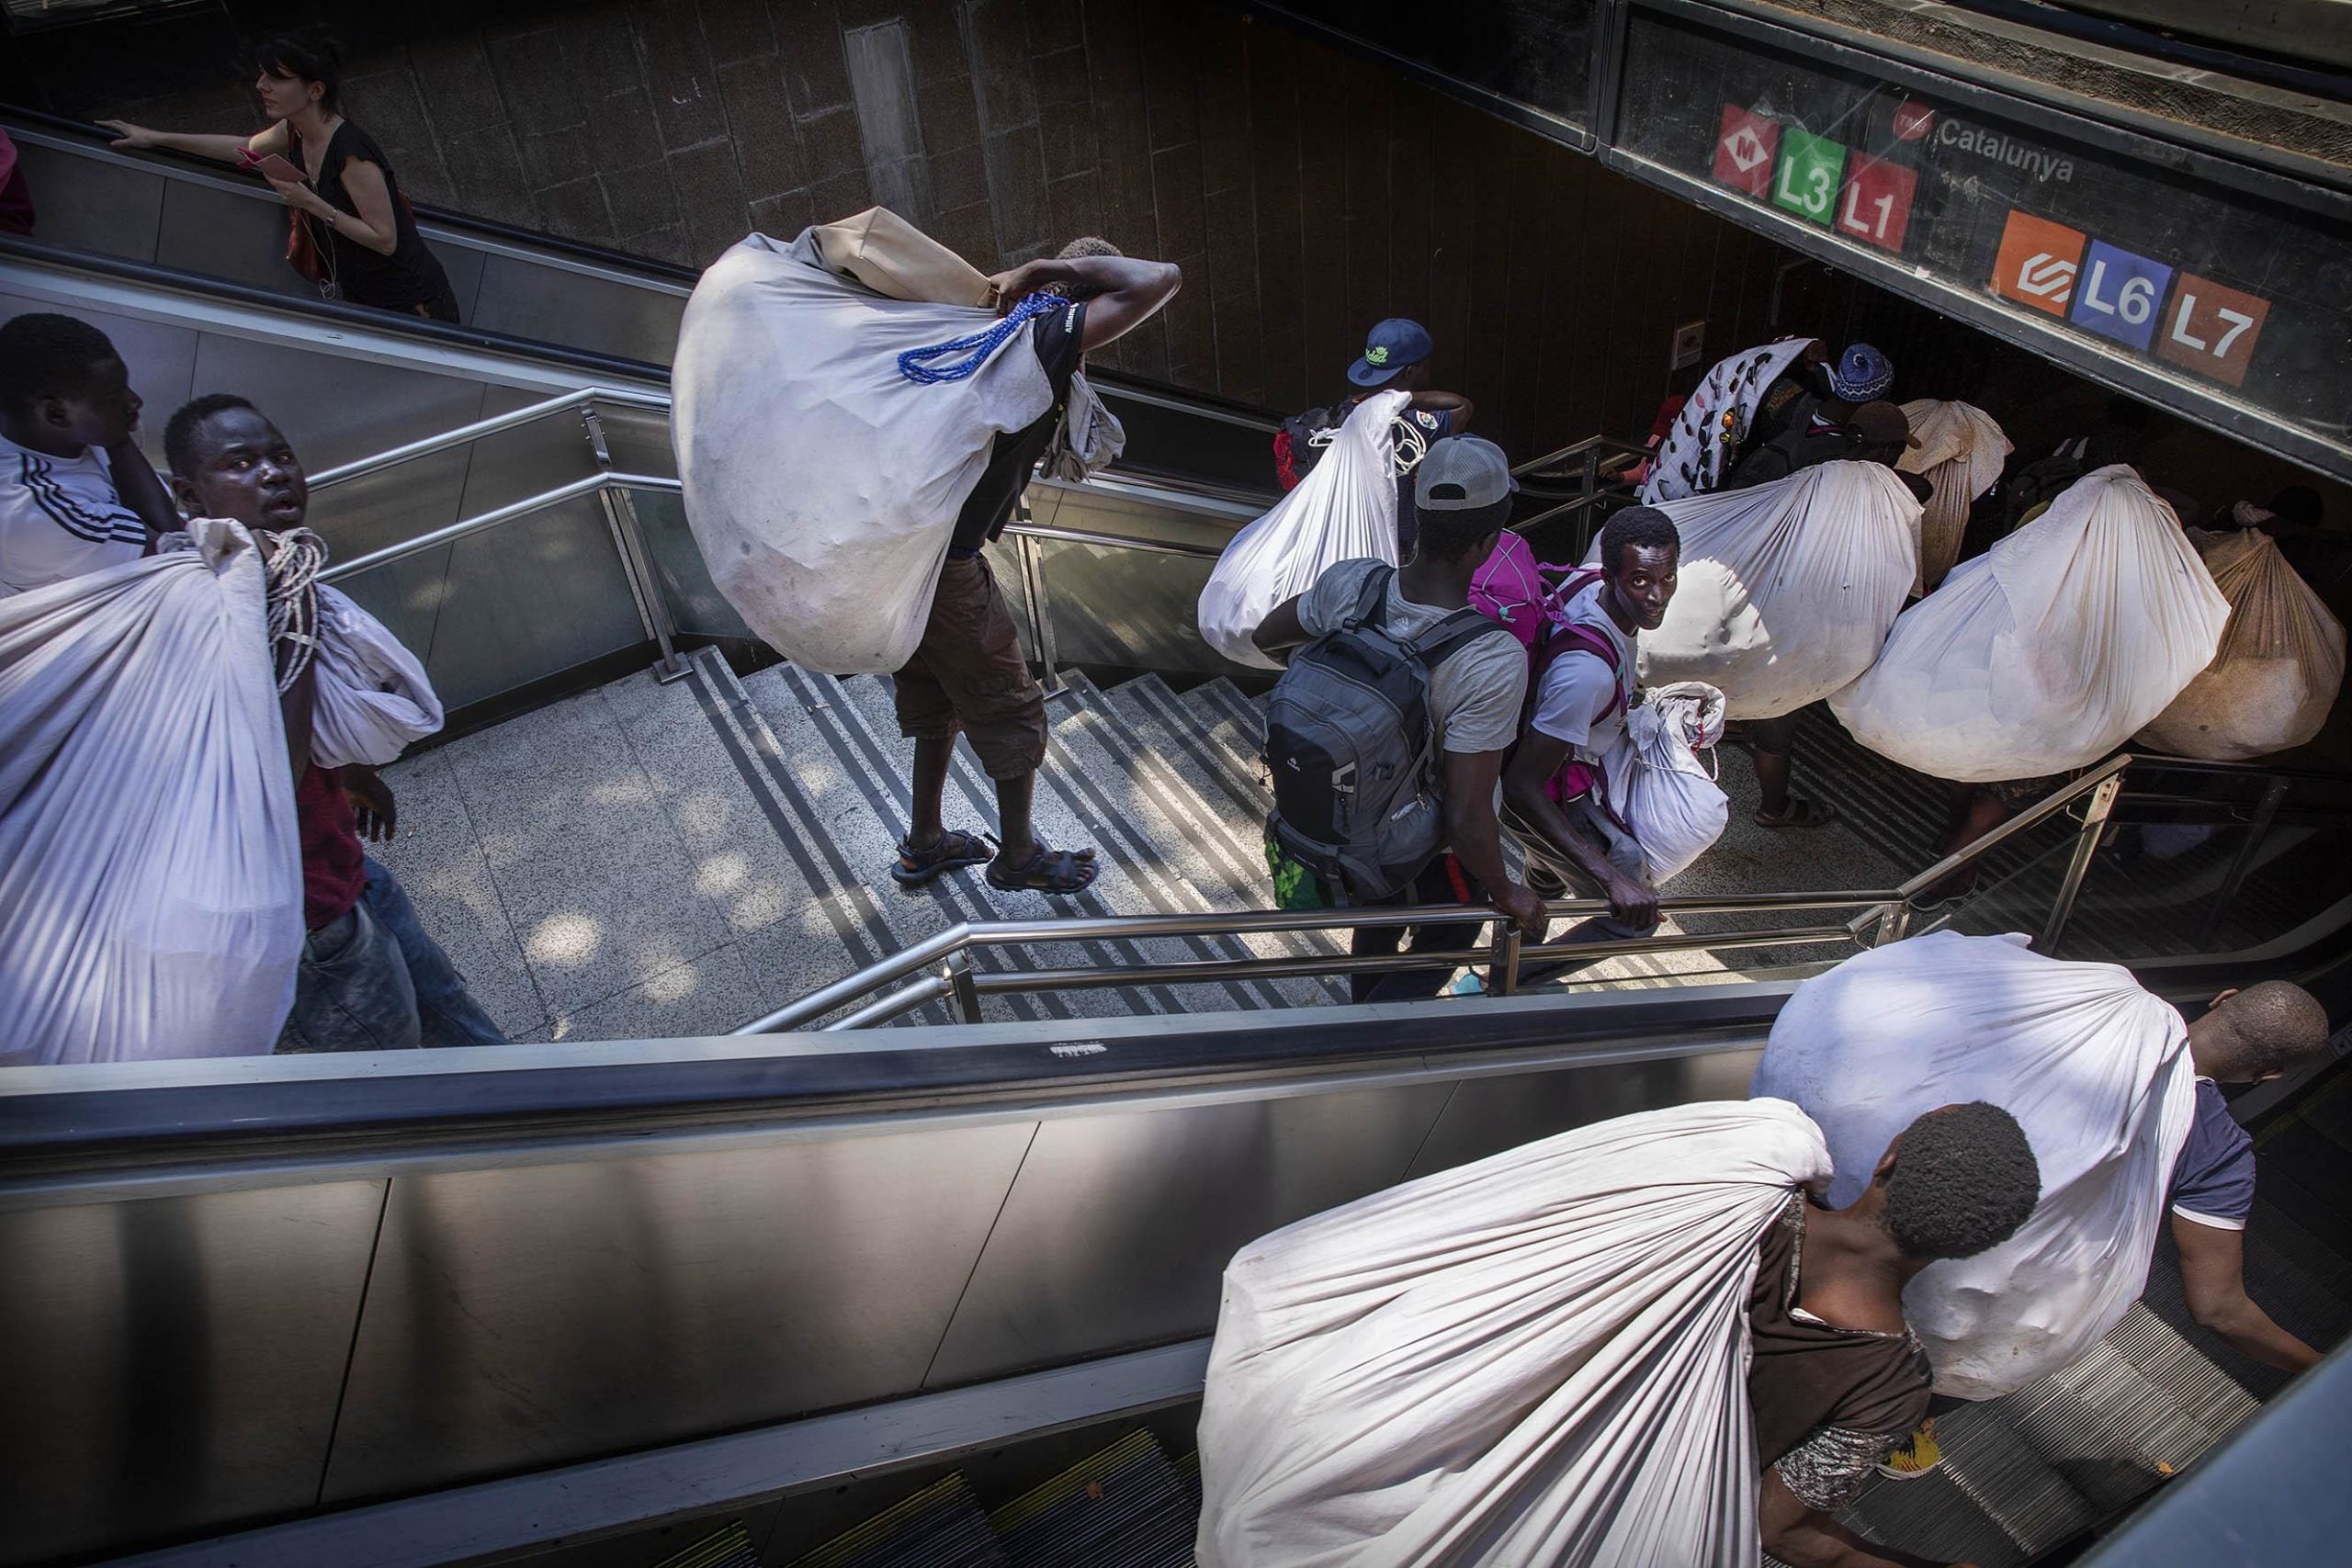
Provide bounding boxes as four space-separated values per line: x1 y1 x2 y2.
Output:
1898 399 2011 594
806 206 995 307
2138 528 2346 759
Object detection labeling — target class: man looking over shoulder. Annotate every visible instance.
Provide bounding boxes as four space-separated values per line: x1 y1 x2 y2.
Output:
165 393 506 1053
1503 506 1680 955
888 239 1181 898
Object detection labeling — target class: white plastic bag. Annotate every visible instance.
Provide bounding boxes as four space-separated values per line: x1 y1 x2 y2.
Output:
1898 400 2010 594
1196 1099 1831 1568
1596 460 1922 719
672 230 1055 674
1831 466 2229 782
2137 528 2346 760
0 519 302 1066
1600 680 1728 885
1197 390 1408 671
308 584 443 768
1751 931 2196 1400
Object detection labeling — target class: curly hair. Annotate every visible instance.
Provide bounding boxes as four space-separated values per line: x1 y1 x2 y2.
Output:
1884 1101 2040 1262
1597 505 1679 575
1046 236 1123 300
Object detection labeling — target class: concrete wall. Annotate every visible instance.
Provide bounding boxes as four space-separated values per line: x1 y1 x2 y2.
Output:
21 0 2332 499
18 0 1828 458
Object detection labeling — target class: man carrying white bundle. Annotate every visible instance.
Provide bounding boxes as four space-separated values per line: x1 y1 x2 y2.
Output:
1195 1096 2038 1568
1753 932 2331 1478
888 240 1180 898
166 394 503 1053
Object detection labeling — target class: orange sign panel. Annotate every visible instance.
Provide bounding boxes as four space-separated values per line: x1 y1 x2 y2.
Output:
2155 272 2272 389
1990 209 2087 318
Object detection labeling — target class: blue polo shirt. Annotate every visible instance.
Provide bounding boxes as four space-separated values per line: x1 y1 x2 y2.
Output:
2169 1079 2257 1231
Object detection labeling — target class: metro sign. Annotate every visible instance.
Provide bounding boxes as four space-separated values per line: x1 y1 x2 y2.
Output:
1713 105 1780 197
2156 272 2270 389
1991 209 2087 316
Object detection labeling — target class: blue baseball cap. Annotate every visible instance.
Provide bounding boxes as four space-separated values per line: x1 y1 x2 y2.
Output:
1828 342 1894 401
1348 318 1434 388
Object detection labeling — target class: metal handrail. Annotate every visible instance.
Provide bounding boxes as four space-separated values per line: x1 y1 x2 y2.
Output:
318 471 678 583
309 387 670 489
734 888 1902 1034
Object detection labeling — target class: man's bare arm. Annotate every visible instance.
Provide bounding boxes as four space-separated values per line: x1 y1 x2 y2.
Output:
2173 1213 2321 1372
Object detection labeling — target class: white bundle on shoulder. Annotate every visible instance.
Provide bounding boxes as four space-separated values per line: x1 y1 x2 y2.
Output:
1752 931 2196 1399
0 519 302 1066
1598 459 1922 719
1600 680 1728 885
309 584 444 767
1196 1099 1830 1568
1197 389 1407 671
1831 466 2229 782
1898 399 2011 593
673 227 1056 674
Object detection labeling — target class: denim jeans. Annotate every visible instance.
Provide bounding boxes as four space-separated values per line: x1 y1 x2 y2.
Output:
275 859 506 1053
359 858 508 1048
1348 857 1489 1005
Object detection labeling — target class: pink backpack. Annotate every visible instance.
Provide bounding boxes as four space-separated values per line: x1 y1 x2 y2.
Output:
1470 536 1628 806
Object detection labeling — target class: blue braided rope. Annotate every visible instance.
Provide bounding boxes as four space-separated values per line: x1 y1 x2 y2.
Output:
897 291 1062 384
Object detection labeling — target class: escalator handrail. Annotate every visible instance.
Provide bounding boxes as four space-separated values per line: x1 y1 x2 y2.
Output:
0 230 673 387
306 386 669 489
2 105 706 286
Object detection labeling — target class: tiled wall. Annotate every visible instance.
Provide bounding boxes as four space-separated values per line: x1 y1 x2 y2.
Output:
32 0 1949 457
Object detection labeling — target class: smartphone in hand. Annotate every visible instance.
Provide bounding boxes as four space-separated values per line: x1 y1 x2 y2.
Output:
245 152 306 185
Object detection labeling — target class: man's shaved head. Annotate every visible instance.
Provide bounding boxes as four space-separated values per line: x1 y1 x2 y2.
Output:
2197 981 2331 1082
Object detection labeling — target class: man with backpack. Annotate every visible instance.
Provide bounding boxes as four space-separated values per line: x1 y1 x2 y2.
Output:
1502 507 1683 956
1251 435 1545 1003
1273 318 1474 560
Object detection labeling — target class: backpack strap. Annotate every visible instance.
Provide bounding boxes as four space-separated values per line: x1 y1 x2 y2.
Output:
1412 604 1515 671
1340 564 1396 632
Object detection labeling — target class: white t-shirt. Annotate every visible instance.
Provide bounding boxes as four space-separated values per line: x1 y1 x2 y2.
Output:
0 434 148 596
1296 558 1526 755
1530 579 1636 762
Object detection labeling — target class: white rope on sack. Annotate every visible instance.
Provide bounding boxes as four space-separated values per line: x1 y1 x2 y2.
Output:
262 527 329 693
1389 416 1430 478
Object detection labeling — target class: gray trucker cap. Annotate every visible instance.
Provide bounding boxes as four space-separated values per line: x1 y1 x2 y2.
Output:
1414 434 1519 512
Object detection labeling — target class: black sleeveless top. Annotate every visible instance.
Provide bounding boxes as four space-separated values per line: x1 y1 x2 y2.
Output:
302 120 458 318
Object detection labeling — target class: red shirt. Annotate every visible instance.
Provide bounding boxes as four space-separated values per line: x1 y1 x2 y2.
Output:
296 763 368 931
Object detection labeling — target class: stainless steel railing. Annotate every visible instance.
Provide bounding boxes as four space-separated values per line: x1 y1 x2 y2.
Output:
738 749 2338 1034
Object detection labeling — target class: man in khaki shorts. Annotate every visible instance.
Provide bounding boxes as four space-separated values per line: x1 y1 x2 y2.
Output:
890 240 1181 897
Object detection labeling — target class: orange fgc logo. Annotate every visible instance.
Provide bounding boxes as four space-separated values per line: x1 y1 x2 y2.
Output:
1991 209 2088 316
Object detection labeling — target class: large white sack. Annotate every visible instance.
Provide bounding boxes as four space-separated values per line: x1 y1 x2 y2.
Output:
309 584 444 768
1831 466 2230 782
1196 1099 1831 1568
1752 931 2195 1400
1593 460 1922 719
1898 399 2011 594
1600 680 1729 885
673 231 1054 674
1197 390 1407 671
2137 528 2346 760
0 519 302 1066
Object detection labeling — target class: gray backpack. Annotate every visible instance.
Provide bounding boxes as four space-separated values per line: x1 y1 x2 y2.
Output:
1264 567 1509 904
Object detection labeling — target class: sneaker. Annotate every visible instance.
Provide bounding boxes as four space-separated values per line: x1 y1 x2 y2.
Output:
1877 1420 1943 1480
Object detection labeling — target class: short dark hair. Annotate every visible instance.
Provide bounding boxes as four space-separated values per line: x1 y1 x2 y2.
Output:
1598 505 1679 574
1884 1101 2040 1262
1048 236 1122 300
0 313 119 411
2210 981 2330 1080
254 29 345 112
164 392 261 478
1416 496 1512 564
